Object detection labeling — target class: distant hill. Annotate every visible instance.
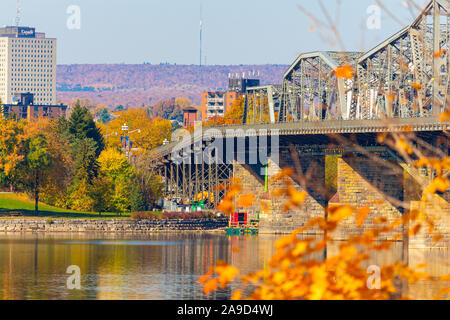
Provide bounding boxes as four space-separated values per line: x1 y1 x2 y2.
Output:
56 64 288 108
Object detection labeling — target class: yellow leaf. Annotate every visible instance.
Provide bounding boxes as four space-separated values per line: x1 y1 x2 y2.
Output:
434 49 447 58
272 271 287 285
411 82 422 90
356 207 370 228
237 194 255 208
440 110 450 123
328 206 355 222
231 290 242 300
288 188 307 206
395 137 413 154
424 177 449 195
275 235 295 250
203 278 218 295
334 65 354 79
216 265 239 288
440 274 450 281
292 241 308 256
409 223 422 236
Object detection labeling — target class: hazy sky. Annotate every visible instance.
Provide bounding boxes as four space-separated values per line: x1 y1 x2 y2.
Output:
0 0 427 65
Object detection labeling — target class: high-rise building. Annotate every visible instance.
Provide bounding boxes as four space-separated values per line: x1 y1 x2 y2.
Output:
0 26 56 106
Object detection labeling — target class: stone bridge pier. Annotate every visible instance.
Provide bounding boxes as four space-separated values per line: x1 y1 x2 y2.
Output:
233 146 450 248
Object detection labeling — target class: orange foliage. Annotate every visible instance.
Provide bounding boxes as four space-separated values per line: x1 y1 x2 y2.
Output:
202 170 449 300
104 109 172 151
334 65 354 79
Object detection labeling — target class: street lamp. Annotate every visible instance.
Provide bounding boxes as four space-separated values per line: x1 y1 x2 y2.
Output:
105 132 118 138
121 123 141 159
128 129 141 135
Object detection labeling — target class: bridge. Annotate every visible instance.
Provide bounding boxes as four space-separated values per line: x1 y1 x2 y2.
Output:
149 0 449 240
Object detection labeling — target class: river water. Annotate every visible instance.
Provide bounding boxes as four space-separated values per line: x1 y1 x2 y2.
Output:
0 233 448 300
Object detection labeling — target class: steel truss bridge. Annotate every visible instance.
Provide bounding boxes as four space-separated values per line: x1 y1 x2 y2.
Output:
150 0 449 210
244 0 449 124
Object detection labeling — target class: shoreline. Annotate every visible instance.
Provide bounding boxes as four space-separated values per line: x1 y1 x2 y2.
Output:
0 218 229 234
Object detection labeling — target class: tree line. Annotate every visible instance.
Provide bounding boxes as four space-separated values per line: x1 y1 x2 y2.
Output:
0 103 172 215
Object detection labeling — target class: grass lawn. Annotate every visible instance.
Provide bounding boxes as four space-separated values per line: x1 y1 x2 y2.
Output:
0 193 132 219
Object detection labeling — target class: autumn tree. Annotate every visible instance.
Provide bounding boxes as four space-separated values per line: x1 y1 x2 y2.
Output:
22 134 51 216
132 151 165 210
224 97 245 124
38 119 75 208
98 148 135 213
151 97 194 123
0 116 27 190
105 109 172 151
91 104 111 124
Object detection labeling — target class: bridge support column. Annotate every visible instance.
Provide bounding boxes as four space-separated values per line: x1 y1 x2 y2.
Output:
329 153 450 246
233 155 329 234
329 155 404 240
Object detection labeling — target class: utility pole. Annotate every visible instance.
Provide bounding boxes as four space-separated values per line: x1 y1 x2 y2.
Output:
200 1 203 67
15 0 21 26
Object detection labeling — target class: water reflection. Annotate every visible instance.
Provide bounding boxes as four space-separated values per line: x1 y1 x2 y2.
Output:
0 233 447 300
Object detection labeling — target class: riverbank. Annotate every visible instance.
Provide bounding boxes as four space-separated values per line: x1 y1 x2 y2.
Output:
0 193 132 219
0 218 229 233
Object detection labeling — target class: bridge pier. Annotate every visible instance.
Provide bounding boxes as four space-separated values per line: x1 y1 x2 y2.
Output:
233 147 449 247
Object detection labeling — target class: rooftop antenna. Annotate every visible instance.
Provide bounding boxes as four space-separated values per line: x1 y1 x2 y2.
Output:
15 0 21 27
199 1 203 67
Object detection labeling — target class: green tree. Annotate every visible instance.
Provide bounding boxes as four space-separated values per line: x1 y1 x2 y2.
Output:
68 104 105 156
130 184 147 212
24 134 52 216
72 138 100 185
98 108 111 124
91 175 114 213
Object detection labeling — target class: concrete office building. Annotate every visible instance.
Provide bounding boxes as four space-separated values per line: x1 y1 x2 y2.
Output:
0 26 56 106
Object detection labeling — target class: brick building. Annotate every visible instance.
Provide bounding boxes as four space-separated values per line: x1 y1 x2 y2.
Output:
201 77 260 121
183 106 198 129
1 93 67 120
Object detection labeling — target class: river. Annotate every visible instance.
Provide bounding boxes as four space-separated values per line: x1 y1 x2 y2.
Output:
0 233 448 300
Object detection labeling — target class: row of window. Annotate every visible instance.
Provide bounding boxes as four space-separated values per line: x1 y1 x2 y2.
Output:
11 54 52 59
10 88 53 92
12 72 54 77
11 63 52 67
1 49 52 53
11 79 53 83
12 70 54 74
10 39 53 44
12 59 53 63
11 43 53 47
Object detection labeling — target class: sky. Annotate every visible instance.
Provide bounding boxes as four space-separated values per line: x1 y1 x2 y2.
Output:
0 0 429 65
